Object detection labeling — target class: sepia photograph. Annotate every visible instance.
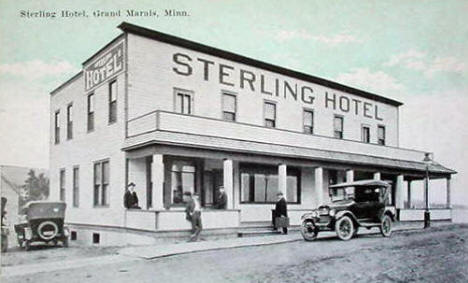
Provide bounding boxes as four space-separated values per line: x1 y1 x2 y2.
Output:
1 0 467 282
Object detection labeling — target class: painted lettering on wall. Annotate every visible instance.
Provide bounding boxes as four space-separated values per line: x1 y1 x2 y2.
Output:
85 42 124 91
172 52 384 121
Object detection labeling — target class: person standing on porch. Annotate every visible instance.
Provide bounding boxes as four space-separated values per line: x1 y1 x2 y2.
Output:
184 192 202 242
214 186 227 209
124 182 141 209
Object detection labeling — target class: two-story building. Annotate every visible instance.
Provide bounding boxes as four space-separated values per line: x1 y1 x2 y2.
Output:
50 22 455 243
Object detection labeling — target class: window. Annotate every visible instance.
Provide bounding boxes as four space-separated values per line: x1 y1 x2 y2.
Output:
108 80 117 123
264 102 276 128
59 169 65 202
222 93 236 121
67 104 73 140
361 125 370 143
174 89 193 114
240 164 300 204
334 115 343 139
94 160 109 206
378 125 386 145
87 93 95 131
303 109 314 134
54 111 60 144
73 166 79 207
170 160 196 204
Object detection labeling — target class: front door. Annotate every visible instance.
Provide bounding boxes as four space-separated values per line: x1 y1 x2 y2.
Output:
202 170 223 207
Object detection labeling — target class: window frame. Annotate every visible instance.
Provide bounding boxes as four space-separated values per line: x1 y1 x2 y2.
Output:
239 163 301 204
59 168 65 202
108 80 117 124
221 91 237 122
333 115 344 139
169 159 197 205
361 124 371 143
303 108 314 134
173 88 194 115
93 159 110 207
72 166 79 207
67 103 73 140
54 110 60 144
263 100 277 128
87 93 95 132
378 125 386 145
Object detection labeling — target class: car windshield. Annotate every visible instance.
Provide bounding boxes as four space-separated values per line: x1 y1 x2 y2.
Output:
354 187 381 202
329 187 355 202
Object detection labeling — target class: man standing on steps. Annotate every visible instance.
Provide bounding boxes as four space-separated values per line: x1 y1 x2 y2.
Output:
273 192 288 234
184 192 203 242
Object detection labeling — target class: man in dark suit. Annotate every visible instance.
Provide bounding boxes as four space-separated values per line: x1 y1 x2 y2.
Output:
124 182 141 209
273 192 288 234
214 186 227 209
184 192 202 241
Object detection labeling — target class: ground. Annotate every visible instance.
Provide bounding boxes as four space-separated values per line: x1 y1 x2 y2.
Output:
2 224 468 282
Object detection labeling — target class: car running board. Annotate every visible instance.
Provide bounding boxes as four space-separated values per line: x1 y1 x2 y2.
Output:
359 222 381 228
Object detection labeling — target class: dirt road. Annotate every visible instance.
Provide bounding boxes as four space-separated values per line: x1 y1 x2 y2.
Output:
2 224 468 282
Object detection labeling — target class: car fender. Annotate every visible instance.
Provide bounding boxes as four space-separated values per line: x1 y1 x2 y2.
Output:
335 210 359 225
378 207 396 221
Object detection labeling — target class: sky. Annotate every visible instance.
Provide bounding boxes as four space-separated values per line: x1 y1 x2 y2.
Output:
0 0 467 205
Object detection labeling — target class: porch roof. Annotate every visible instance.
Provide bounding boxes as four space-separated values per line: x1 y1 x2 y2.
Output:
122 130 456 177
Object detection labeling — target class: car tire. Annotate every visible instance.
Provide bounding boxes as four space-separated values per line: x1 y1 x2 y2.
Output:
335 216 354 241
380 215 392 237
37 221 59 241
301 220 318 241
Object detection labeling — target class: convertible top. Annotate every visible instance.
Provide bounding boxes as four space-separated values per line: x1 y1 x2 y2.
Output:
329 179 390 188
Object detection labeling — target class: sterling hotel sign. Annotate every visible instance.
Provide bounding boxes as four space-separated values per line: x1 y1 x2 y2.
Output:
85 42 124 91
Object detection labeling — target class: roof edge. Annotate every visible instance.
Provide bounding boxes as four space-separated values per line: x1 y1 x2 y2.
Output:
118 21 403 107
50 71 83 95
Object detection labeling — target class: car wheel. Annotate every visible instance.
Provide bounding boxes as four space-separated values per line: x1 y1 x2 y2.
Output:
380 215 392 237
37 221 59 241
335 216 354 241
301 220 318 241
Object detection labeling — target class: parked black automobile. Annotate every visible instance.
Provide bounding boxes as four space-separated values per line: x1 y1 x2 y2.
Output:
15 201 69 250
301 179 396 241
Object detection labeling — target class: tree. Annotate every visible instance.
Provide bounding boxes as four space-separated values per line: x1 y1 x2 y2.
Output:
23 169 49 202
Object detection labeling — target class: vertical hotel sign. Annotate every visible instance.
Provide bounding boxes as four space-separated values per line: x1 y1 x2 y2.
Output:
85 42 124 91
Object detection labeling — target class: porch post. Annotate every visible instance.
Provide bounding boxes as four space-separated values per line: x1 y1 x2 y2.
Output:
278 163 287 196
346 169 354 182
223 159 234 209
395 174 404 209
446 176 451 209
407 180 412 209
314 167 324 207
152 154 165 210
373 172 381 180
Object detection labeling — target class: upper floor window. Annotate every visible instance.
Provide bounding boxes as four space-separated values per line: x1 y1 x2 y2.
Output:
174 89 193 115
59 169 65 201
54 110 60 144
108 80 117 124
378 125 386 145
87 93 95 132
361 125 370 143
222 93 237 121
303 109 314 134
67 104 73 140
334 115 344 139
94 160 109 207
264 101 276 128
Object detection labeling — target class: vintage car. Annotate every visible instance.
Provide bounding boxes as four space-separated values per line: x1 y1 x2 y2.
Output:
14 201 69 250
300 179 396 241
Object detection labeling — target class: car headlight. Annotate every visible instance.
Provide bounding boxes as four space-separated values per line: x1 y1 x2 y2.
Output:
311 211 319 218
329 209 336 217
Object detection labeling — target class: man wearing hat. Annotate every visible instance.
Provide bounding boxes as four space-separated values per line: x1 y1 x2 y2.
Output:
214 186 227 209
124 182 141 209
184 192 202 241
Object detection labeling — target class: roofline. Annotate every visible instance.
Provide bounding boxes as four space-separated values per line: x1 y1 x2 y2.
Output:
82 34 125 66
117 21 403 107
50 71 83 96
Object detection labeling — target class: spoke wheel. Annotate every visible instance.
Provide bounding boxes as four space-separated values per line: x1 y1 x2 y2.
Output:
335 216 354 241
301 221 318 241
380 215 392 237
